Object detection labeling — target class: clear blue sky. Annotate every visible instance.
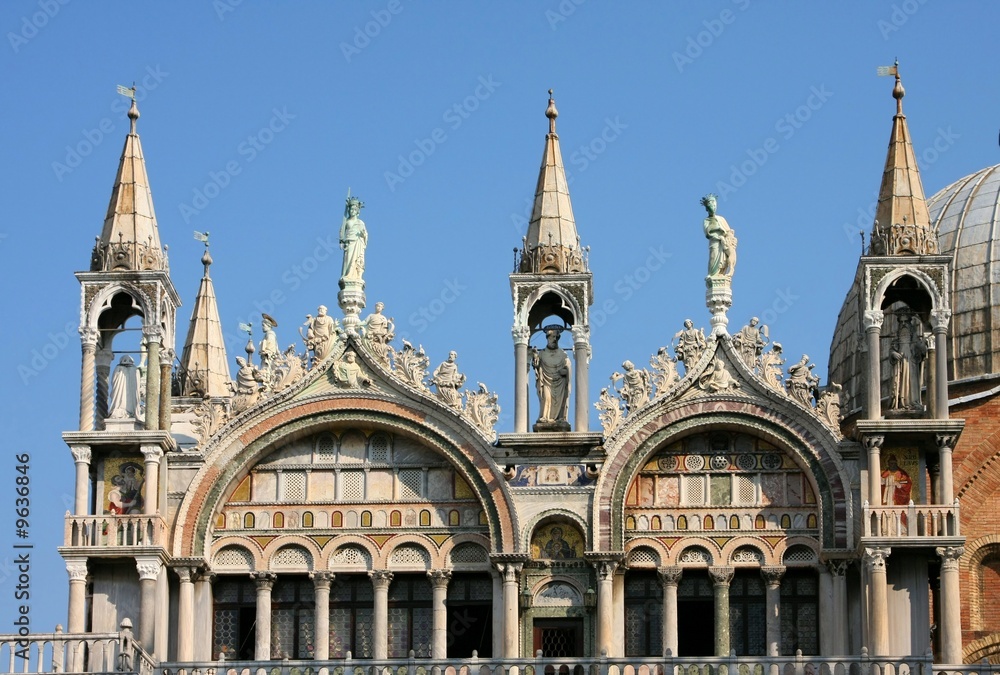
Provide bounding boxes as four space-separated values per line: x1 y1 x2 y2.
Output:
1 0 997 637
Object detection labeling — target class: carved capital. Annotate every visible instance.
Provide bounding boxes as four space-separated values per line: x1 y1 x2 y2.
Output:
593 560 619 580
140 445 164 465
935 434 959 453
863 547 891 573
863 309 884 332
142 328 163 345
825 559 850 577
80 327 100 348
197 571 217 586
571 324 590 345
511 325 530 346
427 569 452 589
251 571 276 590
369 569 394 590
930 308 952 333
657 566 683 586
708 566 735 587
310 571 335 590
495 562 523 584
760 566 786 587
136 558 162 581
66 560 89 582
936 546 965 571
69 445 92 464
160 349 176 366
862 434 885 452
174 566 195 584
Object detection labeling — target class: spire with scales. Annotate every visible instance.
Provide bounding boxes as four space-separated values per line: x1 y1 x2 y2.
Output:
520 90 586 274
91 93 168 272
869 61 937 256
178 235 232 397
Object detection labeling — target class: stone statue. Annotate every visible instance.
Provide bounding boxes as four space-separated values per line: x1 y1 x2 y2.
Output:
889 312 926 411
109 354 140 419
531 328 571 430
431 351 465 408
698 356 738 393
340 195 368 285
786 354 819 407
673 319 707 369
760 342 785 392
732 317 768 370
650 347 680 395
302 305 338 365
259 315 279 370
613 360 651 413
362 302 395 364
701 193 736 278
233 356 263 395
333 350 370 388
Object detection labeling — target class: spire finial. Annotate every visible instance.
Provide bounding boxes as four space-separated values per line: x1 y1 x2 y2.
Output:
892 59 905 116
194 231 212 275
546 89 558 135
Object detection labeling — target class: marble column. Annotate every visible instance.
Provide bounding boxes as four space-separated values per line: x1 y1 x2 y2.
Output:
311 572 334 661
708 566 734 657
658 566 682 656
140 446 163 516
864 547 890 656
428 570 452 659
936 434 958 506
931 309 951 419
594 560 618 656
70 446 91 516
136 557 162 651
79 328 98 431
761 566 785 656
825 560 850 655
513 326 530 433
194 572 215 661
497 563 522 658
95 347 112 429
144 332 161 431
937 546 965 664
572 325 590 432
370 570 394 659
175 567 195 662
66 560 89 672
864 435 885 508
252 572 276 660
863 310 884 420
159 350 173 431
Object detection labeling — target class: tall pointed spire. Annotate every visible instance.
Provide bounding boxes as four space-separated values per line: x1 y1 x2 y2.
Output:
869 62 937 256
520 90 586 274
179 238 232 397
91 95 167 271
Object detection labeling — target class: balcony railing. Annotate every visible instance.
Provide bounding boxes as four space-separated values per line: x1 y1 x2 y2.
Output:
862 501 960 539
0 620 153 674
63 514 167 549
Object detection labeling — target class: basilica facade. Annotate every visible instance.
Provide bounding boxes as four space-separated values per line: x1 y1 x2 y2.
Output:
52 70 1000 668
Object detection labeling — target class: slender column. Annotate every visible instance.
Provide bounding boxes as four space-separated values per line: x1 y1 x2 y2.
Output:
572 325 590 432
175 567 195 662
863 547 890 656
513 327 530 433
708 566 734 657
925 335 937 417
594 560 618 656
491 568 503 659
864 435 884 507
69 446 91 516
140 446 163 515
311 572 334 661
428 570 452 659
144 332 161 431
931 309 951 419
937 546 965 664
159 349 173 431
136 557 162 650
79 328 98 431
370 570 393 659
66 560 89 672
936 434 958 505
95 348 112 429
658 566 682 656
863 310 884 420
826 560 850 655
497 563 522 658
761 566 785 656
252 572 276 660
194 572 215 661
612 570 625 657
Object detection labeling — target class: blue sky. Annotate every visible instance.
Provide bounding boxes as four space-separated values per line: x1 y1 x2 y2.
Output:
1 0 997 637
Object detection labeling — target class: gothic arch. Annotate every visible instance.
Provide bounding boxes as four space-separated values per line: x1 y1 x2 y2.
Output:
519 284 585 328
871 267 946 313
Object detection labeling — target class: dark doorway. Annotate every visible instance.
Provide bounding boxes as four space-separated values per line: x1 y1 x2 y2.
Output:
532 618 584 657
446 573 494 658
677 573 715 656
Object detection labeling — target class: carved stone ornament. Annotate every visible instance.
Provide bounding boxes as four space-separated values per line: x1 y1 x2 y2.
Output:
427 569 452 588
594 387 625 437
464 383 501 438
252 571 277 590
672 319 707 371
66 560 89 582
863 309 885 331
732 317 769 371
369 569 394 588
612 361 651 413
760 566 786 587
760 343 785 392
193 399 230 446
930 307 952 332
863 547 890 572
430 351 465 408
495 562 523 583
70 445 92 464
657 566 683 585
785 354 819 408
310 571 335 588
593 560 619 580
936 546 965 571
825 559 850 577
649 347 680 396
698 357 739 393
361 302 394 365
301 305 342 366
511 325 531 346
708 566 735 586
816 383 844 432
391 340 431 391
136 558 163 581
332 349 371 389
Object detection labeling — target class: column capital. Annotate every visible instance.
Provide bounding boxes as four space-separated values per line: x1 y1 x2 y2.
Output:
140 445 164 463
760 566 786 587
310 571 335 589
862 434 885 452
160 349 176 364
571 324 590 345
143 328 163 345
196 571 216 585
708 566 734 586
592 560 619 580
494 562 523 583
66 559 89 582
657 566 683 586
863 546 891 572
512 325 530 345
936 546 965 571
935 433 959 452
251 571 277 590
824 559 850 577
369 569 394 589
930 308 952 333
173 566 195 584
863 309 885 332
136 557 163 581
80 326 99 347
427 569 452 588
69 444 92 464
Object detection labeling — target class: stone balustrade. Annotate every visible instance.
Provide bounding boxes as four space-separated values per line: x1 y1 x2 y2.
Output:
0 620 153 674
64 514 167 549
862 501 960 538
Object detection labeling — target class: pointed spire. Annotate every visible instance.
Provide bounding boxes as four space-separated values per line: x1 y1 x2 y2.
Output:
869 61 937 256
520 89 586 274
91 93 168 271
179 236 232 397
